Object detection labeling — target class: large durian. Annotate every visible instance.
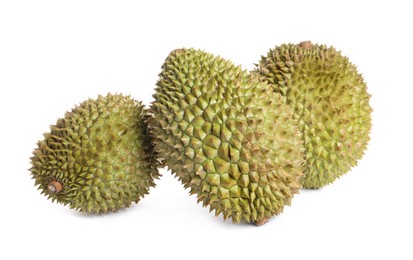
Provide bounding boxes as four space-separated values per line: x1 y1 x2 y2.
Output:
255 41 372 188
150 48 305 224
30 93 160 213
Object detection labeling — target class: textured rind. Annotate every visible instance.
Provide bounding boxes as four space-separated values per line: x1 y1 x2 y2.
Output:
255 43 372 188
150 48 305 223
30 93 160 213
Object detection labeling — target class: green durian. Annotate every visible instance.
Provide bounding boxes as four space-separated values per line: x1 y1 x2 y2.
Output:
255 41 372 189
30 93 160 213
150 48 305 224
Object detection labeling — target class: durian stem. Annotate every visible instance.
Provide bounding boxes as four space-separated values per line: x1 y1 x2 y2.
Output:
299 41 313 49
48 180 63 193
254 218 269 226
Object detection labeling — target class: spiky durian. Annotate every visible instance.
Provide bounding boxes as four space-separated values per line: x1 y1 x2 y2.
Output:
255 41 372 188
150 48 305 224
30 93 160 213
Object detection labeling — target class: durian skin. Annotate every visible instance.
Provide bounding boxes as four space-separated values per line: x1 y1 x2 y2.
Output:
30 93 160 213
150 48 305 223
255 43 372 188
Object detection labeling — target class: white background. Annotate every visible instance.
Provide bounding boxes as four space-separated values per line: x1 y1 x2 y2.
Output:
1 0 412 259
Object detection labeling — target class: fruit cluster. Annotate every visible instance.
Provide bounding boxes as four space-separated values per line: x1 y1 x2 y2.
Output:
29 41 372 226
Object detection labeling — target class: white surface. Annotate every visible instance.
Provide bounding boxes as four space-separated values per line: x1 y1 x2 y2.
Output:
1 1 412 259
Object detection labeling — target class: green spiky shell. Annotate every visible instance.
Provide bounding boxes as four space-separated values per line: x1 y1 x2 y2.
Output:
255 42 372 188
30 93 160 213
150 48 305 223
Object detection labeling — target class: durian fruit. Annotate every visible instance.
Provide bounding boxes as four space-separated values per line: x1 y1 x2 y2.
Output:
150 48 305 224
30 93 160 213
255 41 372 189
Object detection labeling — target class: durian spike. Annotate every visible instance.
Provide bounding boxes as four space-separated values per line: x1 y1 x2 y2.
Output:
299 41 313 49
254 218 269 226
48 180 63 193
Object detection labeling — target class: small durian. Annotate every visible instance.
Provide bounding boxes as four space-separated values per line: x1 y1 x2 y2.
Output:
255 41 372 188
150 48 305 224
30 93 160 213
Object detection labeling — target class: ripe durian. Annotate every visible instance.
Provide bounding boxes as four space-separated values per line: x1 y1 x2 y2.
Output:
30 93 160 213
150 48 305 224
255 41 372 189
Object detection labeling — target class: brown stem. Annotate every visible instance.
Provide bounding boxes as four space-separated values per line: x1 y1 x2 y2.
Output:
48 180 63 193
254 218 269 226
299 41 313 49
